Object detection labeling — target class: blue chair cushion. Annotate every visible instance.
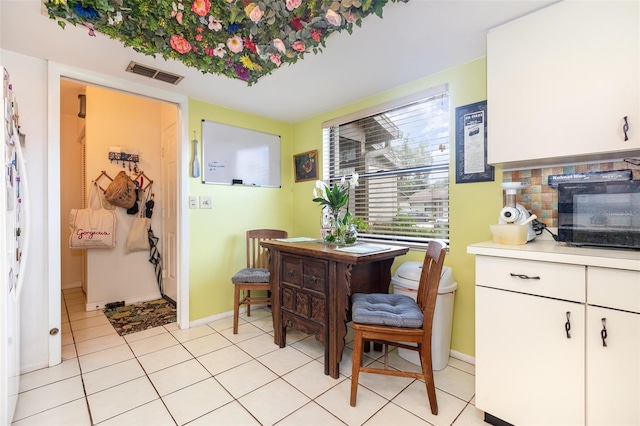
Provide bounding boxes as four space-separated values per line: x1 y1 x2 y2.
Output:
231 268 270 284
351 293 423 328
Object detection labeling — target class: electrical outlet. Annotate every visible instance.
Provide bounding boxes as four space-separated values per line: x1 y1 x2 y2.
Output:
188 196 198 209
200 195 212 209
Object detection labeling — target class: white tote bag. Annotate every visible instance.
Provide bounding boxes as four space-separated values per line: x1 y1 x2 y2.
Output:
69 182 116 249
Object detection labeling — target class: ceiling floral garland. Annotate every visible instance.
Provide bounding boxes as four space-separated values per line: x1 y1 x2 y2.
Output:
45 0 407 85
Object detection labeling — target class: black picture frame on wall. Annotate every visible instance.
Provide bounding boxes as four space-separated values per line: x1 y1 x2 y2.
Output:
455 100 494 184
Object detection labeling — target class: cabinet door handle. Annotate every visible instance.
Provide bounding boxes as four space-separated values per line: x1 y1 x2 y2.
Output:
565 311 571 339
623 116 629 141
510 273 540 280
601 318 608 347
287 270 294 277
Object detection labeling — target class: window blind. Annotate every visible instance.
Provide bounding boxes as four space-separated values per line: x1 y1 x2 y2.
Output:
322 85 450 245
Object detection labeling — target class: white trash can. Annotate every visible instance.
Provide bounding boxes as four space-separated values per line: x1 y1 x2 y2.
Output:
391 261 457 371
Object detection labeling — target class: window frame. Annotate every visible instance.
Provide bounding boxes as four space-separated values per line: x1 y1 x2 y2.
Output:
321 84 450 250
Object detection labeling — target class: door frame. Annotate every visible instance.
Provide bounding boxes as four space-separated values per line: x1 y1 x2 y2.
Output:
47 62 190 365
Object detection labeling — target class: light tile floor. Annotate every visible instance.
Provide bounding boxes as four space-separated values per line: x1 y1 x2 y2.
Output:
12 288 484 425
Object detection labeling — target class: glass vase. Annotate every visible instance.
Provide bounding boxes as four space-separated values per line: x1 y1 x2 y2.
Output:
323 211 357 245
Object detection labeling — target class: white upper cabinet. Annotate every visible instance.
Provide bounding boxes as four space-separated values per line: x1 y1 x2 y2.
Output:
487 0 639 168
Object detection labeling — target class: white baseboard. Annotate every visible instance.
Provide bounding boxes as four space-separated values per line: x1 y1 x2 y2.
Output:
85 291 162 311
188 304 270 328
450 349 475 365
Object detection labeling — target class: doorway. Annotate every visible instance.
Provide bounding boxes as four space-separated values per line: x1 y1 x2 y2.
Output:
48 63 190 367
60 81 178 309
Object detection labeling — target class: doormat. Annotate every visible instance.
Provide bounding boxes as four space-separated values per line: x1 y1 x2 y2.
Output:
104 298 176 336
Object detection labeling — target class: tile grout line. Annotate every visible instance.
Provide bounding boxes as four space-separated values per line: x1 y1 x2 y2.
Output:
56 292 477 425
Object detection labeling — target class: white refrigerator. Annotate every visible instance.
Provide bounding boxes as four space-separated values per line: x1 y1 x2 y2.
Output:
1 66 30 425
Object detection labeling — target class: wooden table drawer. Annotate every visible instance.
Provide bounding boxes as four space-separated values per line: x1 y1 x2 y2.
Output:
476 255 585 303
302 259 327 294
588 267 640 313
282 256 301 286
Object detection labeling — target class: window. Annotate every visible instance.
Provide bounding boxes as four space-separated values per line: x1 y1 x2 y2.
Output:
322 85 450 246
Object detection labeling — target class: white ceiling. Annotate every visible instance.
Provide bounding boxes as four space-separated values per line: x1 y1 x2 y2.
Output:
0 0 557 123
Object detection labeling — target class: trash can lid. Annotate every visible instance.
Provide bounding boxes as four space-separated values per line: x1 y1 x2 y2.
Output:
391 261 457 293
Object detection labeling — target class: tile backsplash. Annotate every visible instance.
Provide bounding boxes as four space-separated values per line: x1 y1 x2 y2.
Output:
503 160 640 227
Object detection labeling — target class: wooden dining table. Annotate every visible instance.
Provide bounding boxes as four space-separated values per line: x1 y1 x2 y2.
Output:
261 239 409 379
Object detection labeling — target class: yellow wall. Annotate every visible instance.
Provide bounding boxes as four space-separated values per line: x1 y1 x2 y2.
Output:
187 99 293 320
291 57 502 357
187 57 503 357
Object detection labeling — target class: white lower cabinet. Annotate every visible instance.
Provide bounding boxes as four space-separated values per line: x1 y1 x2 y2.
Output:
474 255 640 426
586 306 640 425
476 286 585 425
586 267 640 425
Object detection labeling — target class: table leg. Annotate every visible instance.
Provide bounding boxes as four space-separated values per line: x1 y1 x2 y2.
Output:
327 262 352 379
270 249 284 347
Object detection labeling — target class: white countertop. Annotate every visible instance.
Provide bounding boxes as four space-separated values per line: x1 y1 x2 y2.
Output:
468 240 640 271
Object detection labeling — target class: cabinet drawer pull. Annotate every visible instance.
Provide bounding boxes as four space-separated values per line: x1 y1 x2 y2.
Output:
623 116 629 141
565 311 571 339
310 275 317 283
287 270 294 277
509 273 541 280
601 318 608 347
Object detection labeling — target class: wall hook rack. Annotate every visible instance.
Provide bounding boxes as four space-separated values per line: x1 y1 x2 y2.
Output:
109 151 140 168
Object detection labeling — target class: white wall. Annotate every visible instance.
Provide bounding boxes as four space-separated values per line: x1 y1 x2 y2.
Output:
0 50 52 372
84 86 164 309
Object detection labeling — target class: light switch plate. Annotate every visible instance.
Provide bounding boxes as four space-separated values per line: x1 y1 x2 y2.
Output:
200 195 212 209
188 196 198 209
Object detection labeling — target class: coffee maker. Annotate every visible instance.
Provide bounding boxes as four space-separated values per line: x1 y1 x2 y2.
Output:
499 182 536 241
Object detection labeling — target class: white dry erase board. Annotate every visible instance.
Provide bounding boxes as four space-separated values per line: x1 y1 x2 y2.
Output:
201 120 281 187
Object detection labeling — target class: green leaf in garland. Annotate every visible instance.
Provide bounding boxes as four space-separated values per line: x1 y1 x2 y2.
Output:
44 0 404 85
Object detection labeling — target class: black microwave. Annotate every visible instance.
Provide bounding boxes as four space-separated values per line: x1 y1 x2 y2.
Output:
557 180 640 250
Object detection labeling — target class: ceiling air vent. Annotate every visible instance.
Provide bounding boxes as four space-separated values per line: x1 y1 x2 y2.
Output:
125 62 184 85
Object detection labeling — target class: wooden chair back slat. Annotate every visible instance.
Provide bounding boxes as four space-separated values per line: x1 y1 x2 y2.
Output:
246 229 288 268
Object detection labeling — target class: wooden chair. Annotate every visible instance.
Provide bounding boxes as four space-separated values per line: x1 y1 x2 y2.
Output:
231 229 287 334
349 240 447 415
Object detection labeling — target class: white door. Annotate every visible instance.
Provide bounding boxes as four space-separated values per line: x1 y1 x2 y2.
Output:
161 123 178 302
476 286 585 425
586 306 640 425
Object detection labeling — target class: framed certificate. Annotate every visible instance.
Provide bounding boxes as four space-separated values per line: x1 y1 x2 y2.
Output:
455 100 494 184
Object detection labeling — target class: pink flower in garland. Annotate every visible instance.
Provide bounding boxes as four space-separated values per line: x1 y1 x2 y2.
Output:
269 52 281 66
213 43 226 58
291 40 305 52
286 0 302 11
208 15 222 31
169 34 191 53
273 38 286 53
311 29 322 42
245 3 264 23
171 1 184 24
191 0 211 17
227 35 243 53
170 34 191 54
325 9 341 26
